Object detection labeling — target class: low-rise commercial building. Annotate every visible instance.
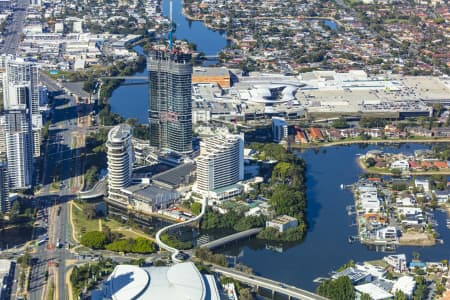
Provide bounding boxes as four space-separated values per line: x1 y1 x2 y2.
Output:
107 183 179 216
192 67 231 88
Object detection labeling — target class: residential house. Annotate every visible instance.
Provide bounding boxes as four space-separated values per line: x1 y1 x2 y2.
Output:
414 179 430 192
309 127 324 141
390 160 409 171
384 254 407 273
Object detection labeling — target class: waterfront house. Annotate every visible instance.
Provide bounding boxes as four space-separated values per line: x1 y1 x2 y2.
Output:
414 179 430 192
309 127 324 142
384 124 404 138
421 161 434 169
367 128 383 138
360 191 381 213
355 264 386 279
414 149 434 159
324 128 342 141
432 190 449 204
432 127 450 137
294 127 308 144
390 160 409 171
365 150 384 159
433 161 449 169
375 226 398 242
364 213 387 225
407 127 432 137
425 262 448 272
266 215 298 233
332 267 372 285
409 261 426 271
408 161 422 170
384 254 407 273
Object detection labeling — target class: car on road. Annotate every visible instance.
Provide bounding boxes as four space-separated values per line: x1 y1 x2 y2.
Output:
174 251 189 261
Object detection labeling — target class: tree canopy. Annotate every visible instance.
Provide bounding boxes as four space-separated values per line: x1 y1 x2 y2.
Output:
81 231 107 249
317 276 355 300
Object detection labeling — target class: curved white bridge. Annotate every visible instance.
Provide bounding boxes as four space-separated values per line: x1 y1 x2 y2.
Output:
155 198 207 263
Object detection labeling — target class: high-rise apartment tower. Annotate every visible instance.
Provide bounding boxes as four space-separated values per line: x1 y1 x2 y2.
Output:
148 49 193 154
196 133 244 192
106 124 134 200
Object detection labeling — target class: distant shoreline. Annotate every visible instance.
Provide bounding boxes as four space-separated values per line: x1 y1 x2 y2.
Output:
289 138 450 150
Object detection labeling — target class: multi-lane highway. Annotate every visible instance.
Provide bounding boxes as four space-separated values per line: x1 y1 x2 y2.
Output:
0 0 28 55
28 75 85 300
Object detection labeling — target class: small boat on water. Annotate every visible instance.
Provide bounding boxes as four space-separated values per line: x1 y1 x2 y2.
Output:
384 244 396 252
348 236 359 243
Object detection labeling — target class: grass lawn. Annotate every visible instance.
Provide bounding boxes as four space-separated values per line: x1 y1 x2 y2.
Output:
71 202 100 239
70 201 154 241
112 229 154 240
366 259 389 268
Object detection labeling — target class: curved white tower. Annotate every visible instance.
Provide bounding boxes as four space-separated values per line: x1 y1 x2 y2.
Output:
106 124 133 199
196 133 244 192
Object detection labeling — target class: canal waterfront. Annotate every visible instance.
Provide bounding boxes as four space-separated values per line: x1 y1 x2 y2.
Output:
218 143 450 292
161 0 228 56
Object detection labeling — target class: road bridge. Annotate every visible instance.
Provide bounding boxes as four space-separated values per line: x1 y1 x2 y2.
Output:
200 228 262 249
211 265 328 300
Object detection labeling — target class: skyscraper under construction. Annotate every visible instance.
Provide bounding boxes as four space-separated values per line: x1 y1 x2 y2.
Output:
148 49 193 154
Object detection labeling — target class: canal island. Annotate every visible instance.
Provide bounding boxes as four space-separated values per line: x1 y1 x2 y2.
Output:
350 149 450 248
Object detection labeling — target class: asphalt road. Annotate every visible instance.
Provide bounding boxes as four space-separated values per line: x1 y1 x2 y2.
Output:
28 80 80 300
0 0 28 55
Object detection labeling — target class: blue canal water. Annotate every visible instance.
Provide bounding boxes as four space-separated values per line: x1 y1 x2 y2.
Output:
323 19 338 31
161 0 228 56
219 143 450 291
108 67 149 123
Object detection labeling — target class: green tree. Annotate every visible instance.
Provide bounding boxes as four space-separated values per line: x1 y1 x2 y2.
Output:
190 202 202 215
394 290 407 300
131 238 155 253
331 117 349 129
238 288 254 300
81 231 107 249
359 117 386 128
360 293 371 300
365 157 376 167
269 186 306 217
317 276 355 300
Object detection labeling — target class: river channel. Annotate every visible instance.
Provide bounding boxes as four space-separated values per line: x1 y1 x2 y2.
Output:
107 0 449 293
220 143 450 291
